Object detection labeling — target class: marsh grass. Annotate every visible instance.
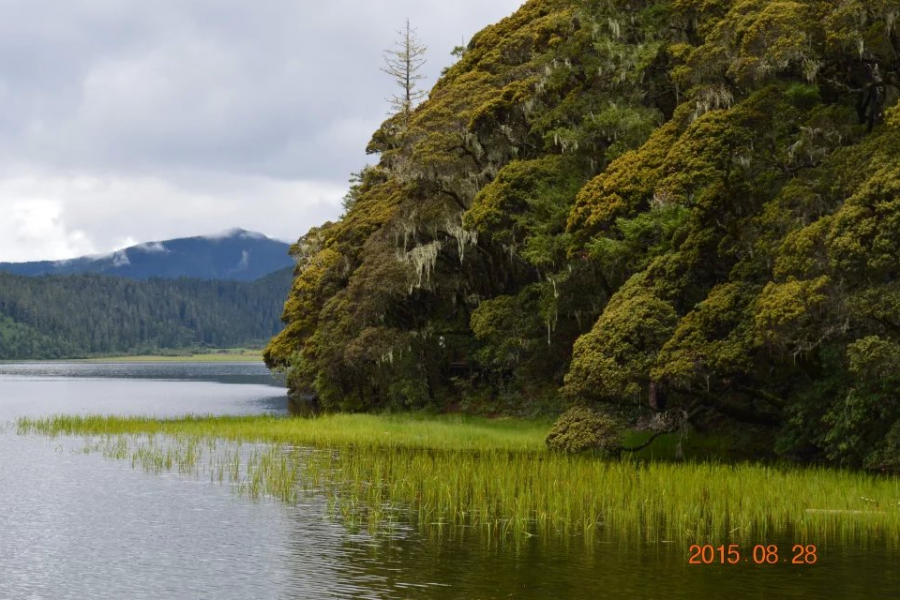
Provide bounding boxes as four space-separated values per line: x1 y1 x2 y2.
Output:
79 348 264 363
19 414 900 546
78 432 304 503
20 413 550 452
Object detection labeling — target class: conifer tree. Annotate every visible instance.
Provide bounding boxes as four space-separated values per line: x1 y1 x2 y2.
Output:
381 19 427 127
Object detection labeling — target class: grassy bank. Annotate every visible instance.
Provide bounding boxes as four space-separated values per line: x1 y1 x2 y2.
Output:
18 413 900 544
80 349 263 363
19 413 550 452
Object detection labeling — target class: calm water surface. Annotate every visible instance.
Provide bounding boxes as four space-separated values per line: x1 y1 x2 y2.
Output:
0 362 896 599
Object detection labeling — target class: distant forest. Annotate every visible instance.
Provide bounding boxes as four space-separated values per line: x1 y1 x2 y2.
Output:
0 268 293 359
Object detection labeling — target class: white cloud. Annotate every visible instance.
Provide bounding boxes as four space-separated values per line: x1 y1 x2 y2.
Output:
0 0 526 261
0 199 95 262
234 250 251 272
0 167 345 260
111 251 130 267
134 241 169 253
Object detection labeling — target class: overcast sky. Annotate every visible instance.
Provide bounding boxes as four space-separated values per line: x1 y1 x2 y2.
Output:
0 0 524 262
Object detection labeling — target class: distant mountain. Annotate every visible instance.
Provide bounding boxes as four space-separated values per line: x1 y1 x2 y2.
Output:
0 229 295 282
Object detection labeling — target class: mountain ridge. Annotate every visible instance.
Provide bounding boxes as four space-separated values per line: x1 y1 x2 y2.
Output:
0 228 294 282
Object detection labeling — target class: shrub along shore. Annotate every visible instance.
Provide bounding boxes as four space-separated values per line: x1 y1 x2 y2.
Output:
18 413 900 545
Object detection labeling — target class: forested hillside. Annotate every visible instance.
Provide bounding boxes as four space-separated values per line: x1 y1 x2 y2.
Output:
0 268 292 359
266 0 900 468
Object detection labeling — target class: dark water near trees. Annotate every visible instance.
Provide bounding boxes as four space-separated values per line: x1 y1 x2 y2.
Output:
0 363 896 599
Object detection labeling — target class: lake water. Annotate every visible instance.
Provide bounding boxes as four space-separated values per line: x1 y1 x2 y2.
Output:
1 362 897 599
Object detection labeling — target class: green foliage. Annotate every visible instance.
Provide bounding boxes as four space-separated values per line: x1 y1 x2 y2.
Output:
0 269 291 359
545 405 623 454
466 155 585 271
568 121 679 238
817 337 900 468
270 0 675 410
585 203 691 288
867 420 900 471
753 276 832 356
269 0 900 467
887 103 900 128
846 336 900 382
470 295 527 367
0 314 73 359
564 276 677 403
825 164 900 280
653 282 758 390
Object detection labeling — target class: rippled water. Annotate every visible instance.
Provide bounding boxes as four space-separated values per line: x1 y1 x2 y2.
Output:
1 362 897 599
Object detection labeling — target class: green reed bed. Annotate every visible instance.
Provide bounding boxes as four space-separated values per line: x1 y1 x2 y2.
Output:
305 449 900 545
78 432 305 503
18 414 900 545
19 413 550 452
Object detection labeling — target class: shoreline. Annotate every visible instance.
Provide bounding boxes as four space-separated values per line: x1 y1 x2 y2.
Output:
79 353 264 364
0 351 265 364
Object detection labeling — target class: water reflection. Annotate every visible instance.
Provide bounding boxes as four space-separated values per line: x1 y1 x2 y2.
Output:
287 393 320 417
0 361 286 387
277 514 900 599
1 363 898 599
0 362 286 421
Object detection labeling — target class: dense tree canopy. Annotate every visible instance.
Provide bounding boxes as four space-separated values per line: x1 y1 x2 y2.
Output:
0 269 291 359
267 0 900 468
